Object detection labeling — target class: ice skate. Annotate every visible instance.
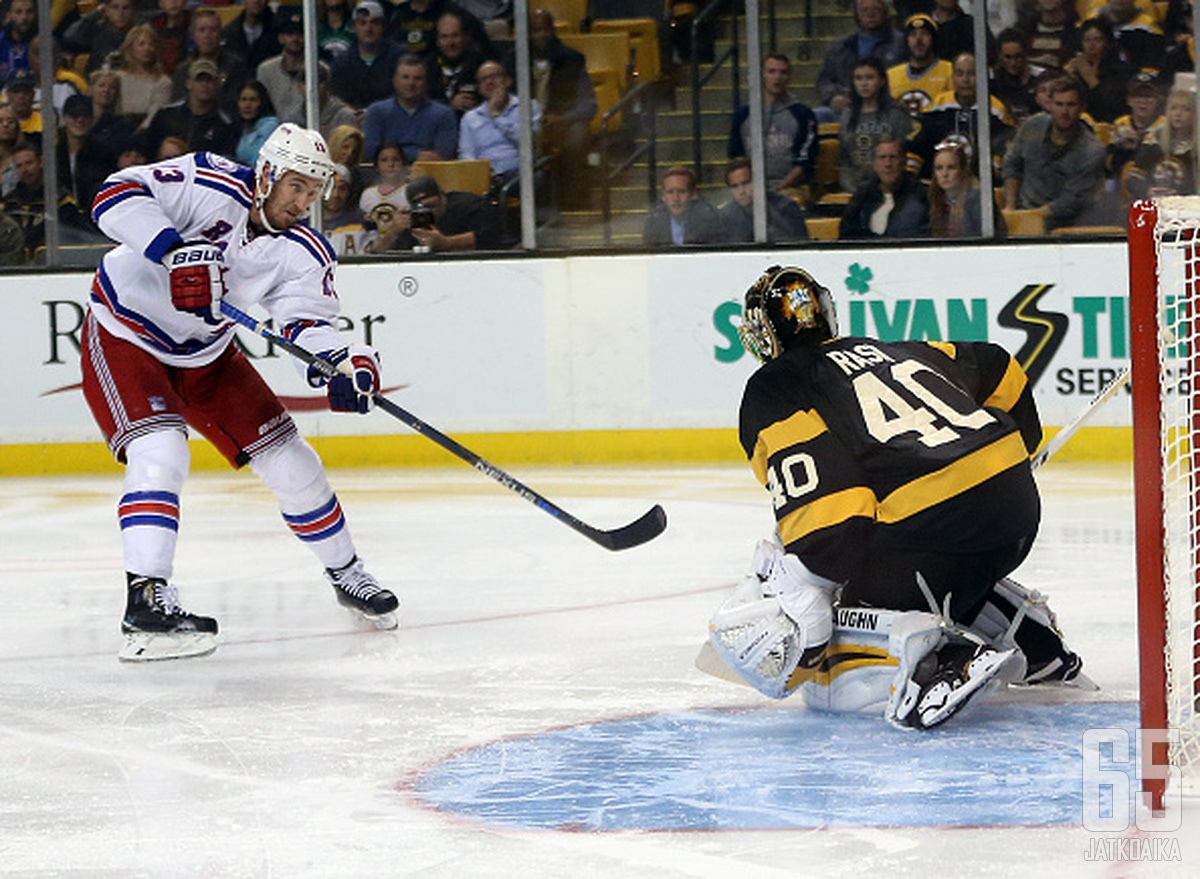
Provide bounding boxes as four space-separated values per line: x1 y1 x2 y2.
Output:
1021 650 1097 689
120 575 218 662
893 641 1015 730
326 557 398 630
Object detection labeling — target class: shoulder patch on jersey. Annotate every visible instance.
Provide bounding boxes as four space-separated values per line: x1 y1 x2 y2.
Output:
196 151 248 176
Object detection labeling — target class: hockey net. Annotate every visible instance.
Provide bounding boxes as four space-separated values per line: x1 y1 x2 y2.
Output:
1130 196 1200 811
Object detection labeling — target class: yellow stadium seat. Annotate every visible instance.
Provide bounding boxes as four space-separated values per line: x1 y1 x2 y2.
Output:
561 31 632 90
535 0 591 31
1002 208 1046 237
591 18 661 83
807 217 840 240
410 159 493 195
590 68 623 133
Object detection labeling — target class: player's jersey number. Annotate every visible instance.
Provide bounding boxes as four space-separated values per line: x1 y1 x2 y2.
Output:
853 358 994 448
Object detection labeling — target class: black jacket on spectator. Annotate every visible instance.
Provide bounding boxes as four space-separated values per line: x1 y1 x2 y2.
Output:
839 175 931 239
143 101 240 160
331 39 406 111
718 191 810 244
222 8 282 72
393 190 516 250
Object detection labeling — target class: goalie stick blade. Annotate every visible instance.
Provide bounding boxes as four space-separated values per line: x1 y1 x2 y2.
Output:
580 504 668 551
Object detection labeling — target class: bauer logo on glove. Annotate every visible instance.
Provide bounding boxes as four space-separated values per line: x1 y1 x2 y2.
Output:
308 345 381 414
161 240 227 323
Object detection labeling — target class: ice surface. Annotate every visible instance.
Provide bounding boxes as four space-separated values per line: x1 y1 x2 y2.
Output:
0 462 1196 877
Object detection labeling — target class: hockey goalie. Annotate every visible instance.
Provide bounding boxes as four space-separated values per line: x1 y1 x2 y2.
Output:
707 266 1087 729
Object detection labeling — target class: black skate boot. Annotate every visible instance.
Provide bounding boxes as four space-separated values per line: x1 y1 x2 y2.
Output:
325 556 398 629
120 574 218 662
895 640 1015 730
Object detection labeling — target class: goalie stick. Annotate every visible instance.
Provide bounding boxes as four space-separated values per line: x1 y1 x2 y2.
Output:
1029 366 1129 470
220 301 667 551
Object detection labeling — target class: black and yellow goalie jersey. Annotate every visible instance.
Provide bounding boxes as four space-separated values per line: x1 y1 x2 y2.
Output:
739 337 1041 585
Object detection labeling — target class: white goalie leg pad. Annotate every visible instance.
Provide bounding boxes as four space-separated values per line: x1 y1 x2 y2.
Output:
708 540 835 699
971 577 1077 684
795 608 900 714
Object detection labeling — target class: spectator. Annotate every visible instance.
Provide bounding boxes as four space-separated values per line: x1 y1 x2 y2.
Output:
428 10 488 117
1096 0 1167 72
389 172 513 251
642 165 723 246
156 134 189 159
282 63 360 140
85 69 135 163
4 71 41 145
142 58 239 159
906 52 1014 180
816 0 906 121
115 139 148 169
147 0 190 77
361 141 412 251
841 57 916 193
323 162 370 256
839 138 931 239
458 59 541 188
56 92 117 215
0 140 90 261
928 136 1006 237
523 8 596 208
728 53 819 201
1157 4 1194 89
27 34 88 118
361 53 458 162
1021 0 1078 69
0 104 21 195
0 210 21 264
328 122 367 205
0 0 35 88
1107 71 1164 180
222 0 281 73
990 27 1045 126
1125 86 1198 200
170 8 249 115
256 9 323 126
318 0 356 62
1064 17 1137 123
1002 76 1109 229
112 24 172 130
388 0 446 59
234 80 279 166
929 0 992 61
717 157 810 244
888 14 954 118
330 1 405 111
62 0 136 76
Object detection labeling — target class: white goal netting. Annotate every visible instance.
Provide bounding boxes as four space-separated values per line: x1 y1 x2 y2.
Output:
1148 196 1200 791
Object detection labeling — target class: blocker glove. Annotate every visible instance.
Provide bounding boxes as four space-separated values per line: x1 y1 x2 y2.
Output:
161 241 226 322
309 345 381 414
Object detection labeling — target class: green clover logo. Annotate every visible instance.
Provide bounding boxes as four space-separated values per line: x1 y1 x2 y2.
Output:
845 263 873 295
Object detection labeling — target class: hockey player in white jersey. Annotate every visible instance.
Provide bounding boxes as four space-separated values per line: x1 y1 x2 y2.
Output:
81 123 399 661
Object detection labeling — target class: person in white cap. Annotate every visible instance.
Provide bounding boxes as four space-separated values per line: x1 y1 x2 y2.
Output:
330 1 405 111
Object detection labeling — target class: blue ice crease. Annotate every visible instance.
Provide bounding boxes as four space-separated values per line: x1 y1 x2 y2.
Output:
413 702 1140 831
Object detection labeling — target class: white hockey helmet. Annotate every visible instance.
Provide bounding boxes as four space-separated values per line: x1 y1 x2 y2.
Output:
254 123 336 230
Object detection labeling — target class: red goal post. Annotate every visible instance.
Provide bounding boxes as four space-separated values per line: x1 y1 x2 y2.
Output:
1129 197 1200 813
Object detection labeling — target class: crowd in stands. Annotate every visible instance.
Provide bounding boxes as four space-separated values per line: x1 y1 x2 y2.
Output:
0 0 1198 263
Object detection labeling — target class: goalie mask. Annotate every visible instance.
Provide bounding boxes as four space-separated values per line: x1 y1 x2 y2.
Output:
254 123 336 233
738 266 838 363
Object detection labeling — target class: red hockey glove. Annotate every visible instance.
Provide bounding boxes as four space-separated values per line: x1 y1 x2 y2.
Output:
161 241 226 322
309 345 381 414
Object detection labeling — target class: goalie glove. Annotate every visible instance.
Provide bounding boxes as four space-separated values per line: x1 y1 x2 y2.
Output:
308 345 381 414
161 241 226 323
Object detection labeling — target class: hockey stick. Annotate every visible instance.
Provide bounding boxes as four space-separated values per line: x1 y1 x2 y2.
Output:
1029 366 1130 470
220 301 667 551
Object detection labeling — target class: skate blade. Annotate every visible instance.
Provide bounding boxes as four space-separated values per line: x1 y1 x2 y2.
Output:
344 608 399 631
119 631 217 662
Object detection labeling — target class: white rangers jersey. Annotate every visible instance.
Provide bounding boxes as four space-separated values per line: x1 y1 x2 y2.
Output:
90 151 346 369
